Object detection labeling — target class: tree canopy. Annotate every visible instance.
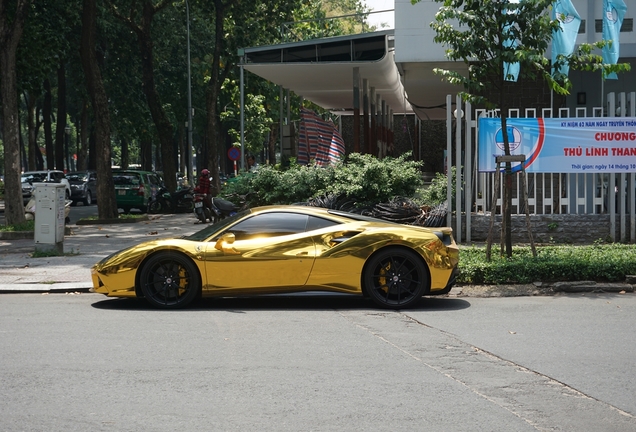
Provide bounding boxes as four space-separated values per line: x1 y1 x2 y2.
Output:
424 0 630 257
0 0 372 224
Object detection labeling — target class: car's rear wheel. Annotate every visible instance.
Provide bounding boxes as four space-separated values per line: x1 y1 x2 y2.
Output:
140 252 201 309
364 248 428 309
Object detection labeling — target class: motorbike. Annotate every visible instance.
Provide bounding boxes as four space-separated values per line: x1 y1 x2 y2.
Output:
193 193 213 223
25 196 72 224
210 197 240 221
148 186 194 214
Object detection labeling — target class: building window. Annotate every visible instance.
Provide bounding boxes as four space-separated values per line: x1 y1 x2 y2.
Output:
595 18 633 33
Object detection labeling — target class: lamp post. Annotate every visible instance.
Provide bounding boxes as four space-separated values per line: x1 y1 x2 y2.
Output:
186 0 194 185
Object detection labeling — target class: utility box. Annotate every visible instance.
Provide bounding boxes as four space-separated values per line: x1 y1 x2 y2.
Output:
33 182 65 254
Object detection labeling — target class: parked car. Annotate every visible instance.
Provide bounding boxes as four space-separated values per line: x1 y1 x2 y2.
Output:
21 170 71 204
91 205 460 309
112 169 162 213
67 170 97 206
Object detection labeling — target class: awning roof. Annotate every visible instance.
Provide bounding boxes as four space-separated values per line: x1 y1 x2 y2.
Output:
242 31 412 115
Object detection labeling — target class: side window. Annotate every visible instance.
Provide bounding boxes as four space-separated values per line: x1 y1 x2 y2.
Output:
229 213 309 241
306 215 338 231
149 174 161 186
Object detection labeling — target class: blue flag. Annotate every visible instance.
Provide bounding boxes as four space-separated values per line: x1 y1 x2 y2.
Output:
503 0 520 82
551 0 581 77
602 0 627 79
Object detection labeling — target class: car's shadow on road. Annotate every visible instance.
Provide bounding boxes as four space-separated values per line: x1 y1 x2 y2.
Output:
91 293 471 312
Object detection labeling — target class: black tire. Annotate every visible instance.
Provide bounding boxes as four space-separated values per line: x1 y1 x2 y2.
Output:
139 252 201 309
148 200 162 214
83 191 92 206
195 209 206 223
363 248 428 309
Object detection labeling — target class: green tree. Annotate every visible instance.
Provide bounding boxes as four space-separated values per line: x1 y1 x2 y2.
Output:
426 0 630 258
0 0 30 226
109 0 179 192
81 0 118 219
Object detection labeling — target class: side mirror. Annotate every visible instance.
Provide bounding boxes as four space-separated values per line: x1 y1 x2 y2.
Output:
214 232 236 251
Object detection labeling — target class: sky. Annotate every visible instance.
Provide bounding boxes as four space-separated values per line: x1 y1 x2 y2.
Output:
363 0 395 29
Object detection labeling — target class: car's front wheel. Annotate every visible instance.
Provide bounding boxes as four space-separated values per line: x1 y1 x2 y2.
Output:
364 248 428 309
139 252 201 308
83 190 92 206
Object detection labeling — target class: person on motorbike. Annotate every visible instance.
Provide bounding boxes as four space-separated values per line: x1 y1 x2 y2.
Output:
194 169 213 211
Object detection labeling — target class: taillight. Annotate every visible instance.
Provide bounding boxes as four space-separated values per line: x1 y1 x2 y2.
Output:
138 184 145 196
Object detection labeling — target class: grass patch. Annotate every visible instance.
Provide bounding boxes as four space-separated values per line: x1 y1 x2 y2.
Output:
0 220 35 232
119 213 146 220
31 248 81 258
459 243 636 284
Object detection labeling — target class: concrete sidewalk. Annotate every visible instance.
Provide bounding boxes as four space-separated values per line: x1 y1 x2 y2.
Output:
0 212 202 293
1 207 634 296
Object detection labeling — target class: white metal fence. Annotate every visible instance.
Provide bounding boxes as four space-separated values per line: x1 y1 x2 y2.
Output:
447 92 636 243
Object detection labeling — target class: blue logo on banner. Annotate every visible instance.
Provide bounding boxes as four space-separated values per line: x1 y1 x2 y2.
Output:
495 126 522 152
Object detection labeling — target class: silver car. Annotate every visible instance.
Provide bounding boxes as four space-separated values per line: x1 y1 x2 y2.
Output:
21 170 71 203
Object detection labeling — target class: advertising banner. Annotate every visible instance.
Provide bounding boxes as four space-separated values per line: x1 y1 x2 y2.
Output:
478 117 636 173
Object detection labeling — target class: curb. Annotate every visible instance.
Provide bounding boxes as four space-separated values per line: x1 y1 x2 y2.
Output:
0 226 74 240
0 282 93 293
75 215 151 225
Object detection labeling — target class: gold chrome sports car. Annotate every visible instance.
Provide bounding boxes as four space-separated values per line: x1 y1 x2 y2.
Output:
92 205 459 309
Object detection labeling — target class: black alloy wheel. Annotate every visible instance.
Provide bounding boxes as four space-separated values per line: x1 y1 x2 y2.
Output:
364 248 428 309
140 252 201 308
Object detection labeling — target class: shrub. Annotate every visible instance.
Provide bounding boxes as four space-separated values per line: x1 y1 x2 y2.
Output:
418 166 456 207
221 152 423 208
458 244 636 284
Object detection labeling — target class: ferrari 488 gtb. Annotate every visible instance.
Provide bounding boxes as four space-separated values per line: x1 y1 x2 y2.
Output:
92 205 459 309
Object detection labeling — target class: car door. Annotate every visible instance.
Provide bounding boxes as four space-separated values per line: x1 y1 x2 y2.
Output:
202 212 316 290
88 172 97 197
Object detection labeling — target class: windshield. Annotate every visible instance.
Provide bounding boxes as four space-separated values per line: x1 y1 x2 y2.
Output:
21 173 47 183
185 209 251 241
67 172 88 181
113 173 141 186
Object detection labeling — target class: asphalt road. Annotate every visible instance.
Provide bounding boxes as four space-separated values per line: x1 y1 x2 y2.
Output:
1 293 635 431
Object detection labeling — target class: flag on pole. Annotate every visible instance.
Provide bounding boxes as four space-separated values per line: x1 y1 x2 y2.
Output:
602 0 627 79
551 0 581 77
503 0 520 82
297 108 345 166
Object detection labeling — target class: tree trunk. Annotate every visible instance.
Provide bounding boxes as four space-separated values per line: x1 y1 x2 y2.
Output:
77 100 89 171
500 100 513 257
25 92 37 170
205 0 229 196
268 123 277 167
140 136 152 171
55 61 67 171
81 0 118 219
121 137 129 169
0 0 29 226
34 102 45 170
43 79 54 169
